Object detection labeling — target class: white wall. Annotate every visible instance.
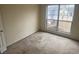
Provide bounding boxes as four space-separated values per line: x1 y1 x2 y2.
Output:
0 5 39 46
40 5 47 31
71 4 79 40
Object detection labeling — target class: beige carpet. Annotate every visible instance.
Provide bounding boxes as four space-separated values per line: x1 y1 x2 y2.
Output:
4 32 79 54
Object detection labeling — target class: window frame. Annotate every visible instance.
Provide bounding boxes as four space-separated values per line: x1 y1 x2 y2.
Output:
45 4 75 35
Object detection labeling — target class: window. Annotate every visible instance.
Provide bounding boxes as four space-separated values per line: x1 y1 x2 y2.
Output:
47 5 59 31
46 5 74 34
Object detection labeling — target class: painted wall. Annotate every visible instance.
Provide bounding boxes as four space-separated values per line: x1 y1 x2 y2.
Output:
0 5 39 46
40 5 47 31
71 4 79 40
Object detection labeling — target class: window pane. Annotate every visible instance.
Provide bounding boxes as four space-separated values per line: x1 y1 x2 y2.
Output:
47 5 59 20
47 5 59 31
58 5 74 33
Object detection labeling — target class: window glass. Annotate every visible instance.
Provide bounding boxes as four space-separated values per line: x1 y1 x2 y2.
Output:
48 5 59 20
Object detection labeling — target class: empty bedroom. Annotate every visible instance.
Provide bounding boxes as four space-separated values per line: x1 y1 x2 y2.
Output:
0 4 79 54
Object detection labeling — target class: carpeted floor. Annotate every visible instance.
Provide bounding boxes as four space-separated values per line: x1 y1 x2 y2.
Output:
4 32 79 54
